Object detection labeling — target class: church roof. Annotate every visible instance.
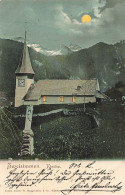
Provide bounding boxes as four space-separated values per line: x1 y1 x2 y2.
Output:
15 32 35 75
24 79 97 101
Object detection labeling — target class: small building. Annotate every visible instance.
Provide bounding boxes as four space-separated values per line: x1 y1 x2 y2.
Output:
15 34 104 107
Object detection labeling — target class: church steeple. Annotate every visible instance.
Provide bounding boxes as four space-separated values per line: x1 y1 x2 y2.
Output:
15 31 35 75
15 32 35 107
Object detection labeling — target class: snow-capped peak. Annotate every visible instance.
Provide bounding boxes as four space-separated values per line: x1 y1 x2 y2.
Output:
28 43 63 56
68 43 82 52
12 37 82 56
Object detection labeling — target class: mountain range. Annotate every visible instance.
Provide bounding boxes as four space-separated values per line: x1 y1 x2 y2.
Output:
13 37 81 56
0 38 125 102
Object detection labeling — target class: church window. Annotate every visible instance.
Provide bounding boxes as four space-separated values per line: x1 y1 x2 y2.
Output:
42 96 46 102
72 96 76 102
60 96 64 102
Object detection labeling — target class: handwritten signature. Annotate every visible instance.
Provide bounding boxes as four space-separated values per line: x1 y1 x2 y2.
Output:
4 161 122 194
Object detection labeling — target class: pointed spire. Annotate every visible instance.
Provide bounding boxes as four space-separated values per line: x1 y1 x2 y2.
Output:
15 32 35 75
25 30 27 42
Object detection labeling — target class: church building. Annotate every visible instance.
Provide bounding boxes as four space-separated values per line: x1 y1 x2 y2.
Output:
15 33 104 107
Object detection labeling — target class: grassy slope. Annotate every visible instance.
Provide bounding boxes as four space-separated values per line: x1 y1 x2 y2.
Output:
30 101 125 160
2 99 124 160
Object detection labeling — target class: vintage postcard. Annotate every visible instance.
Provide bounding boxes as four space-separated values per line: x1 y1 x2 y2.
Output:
0 0 125 194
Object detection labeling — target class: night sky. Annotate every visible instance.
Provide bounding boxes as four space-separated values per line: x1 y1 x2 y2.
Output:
0 0 125 49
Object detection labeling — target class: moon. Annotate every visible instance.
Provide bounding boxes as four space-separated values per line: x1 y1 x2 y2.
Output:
81 15 92 23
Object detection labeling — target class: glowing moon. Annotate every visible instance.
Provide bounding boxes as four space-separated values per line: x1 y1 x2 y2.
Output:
81 15 91 23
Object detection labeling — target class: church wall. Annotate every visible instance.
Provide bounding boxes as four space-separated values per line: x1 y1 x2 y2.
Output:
15 76 27 107
75 96 96 103
40 96 96 104
15 76 34 107
27 78 34 90
24 96 96 106
24 100 41 106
